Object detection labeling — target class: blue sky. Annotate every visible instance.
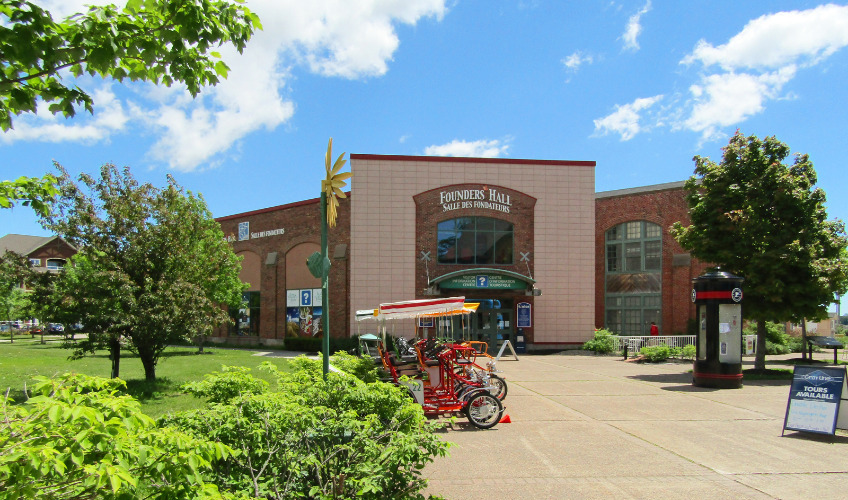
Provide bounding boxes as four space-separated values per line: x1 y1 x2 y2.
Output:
4 1 848 307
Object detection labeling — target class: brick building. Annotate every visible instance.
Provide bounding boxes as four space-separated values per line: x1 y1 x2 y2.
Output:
211 156 706 348
595 181 708 336
213 154 597 349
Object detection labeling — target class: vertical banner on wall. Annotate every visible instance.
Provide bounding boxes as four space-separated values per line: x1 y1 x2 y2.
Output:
313 288 323 307
517 302 532 328
286 290 299 308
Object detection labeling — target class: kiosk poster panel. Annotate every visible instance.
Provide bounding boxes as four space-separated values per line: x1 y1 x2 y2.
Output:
783 365 847 435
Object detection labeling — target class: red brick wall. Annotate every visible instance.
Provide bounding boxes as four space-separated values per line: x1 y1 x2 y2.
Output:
595 186 709 335
413 184 538 342
215 196 351 340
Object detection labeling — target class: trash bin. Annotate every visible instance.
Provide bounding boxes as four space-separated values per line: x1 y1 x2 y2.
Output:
515 328 526 354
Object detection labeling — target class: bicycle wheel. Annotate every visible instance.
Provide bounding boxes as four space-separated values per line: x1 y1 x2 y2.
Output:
464 391 503 429
487 374 508 401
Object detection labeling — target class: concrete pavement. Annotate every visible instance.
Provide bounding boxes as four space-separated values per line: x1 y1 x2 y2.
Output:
423 352 848 500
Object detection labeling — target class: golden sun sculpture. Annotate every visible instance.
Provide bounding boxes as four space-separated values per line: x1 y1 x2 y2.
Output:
321 138 351 228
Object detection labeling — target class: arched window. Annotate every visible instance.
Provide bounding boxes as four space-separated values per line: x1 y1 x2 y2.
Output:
437 217 513 265
604 221 662 336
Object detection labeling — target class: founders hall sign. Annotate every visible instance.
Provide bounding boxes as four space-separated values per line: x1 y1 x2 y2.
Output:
439 186 512 214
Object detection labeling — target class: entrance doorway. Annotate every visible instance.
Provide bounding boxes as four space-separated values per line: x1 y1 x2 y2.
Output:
465 298 514 350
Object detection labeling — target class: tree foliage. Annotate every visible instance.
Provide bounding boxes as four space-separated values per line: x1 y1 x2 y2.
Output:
0 373 240 500
0 0 261 130
39 163 245 380
164 358 451 499
0 251 30 322
671 131 848 369
0 176 58 217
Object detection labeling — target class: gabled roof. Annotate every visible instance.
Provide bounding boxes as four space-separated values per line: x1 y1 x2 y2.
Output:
0 234 75 256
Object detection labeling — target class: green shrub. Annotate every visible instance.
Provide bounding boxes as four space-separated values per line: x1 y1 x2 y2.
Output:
682 344 697 360
164 359 449 499
0 374 236 500
765 340 791 355
582 329 618 354
181 365 269 403
743 321 788 345
640 344 672 362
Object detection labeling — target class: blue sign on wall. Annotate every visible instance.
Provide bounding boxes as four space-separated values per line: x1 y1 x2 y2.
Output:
300 289 312 307
476 275 489 288
516 302 532 328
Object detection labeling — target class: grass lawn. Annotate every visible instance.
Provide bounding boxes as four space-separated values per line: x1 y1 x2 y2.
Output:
0 337 295 418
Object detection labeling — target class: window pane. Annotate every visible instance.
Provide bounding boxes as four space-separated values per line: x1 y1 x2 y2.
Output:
623 310 641 336
626 222 641 239
646 223 661 238
475 232 494 264
645 240 661 270
456 231 475 264
607 244 620 272
625 242 641 271
437 219 455 231
476 217 494 231
493 232 513 264
494 219 513 231
606 225 621 241
606 309 622 334
46 259 65 271
456 218 474 231
437 231 457 263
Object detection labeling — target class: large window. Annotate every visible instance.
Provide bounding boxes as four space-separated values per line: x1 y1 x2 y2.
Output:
437 217 513 265
230 291 260 336
605 221 661 335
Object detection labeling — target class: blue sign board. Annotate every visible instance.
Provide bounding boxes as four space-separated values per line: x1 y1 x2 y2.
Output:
783 365 847 435
476 275 489 288
516 302 532 328
300 289 312 307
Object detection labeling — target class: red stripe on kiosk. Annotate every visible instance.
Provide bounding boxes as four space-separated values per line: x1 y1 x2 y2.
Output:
695 290 732 300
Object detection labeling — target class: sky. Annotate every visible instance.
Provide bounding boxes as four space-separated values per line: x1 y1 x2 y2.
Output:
4 0 848 308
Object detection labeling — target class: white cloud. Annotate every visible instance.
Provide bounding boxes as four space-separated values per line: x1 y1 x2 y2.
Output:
621 0 651 51
424 139 510 158
674 4 848 141
593 95 663 141
562 51 594 70
683 67 796 141
681 4 848 70
7 0 448 171
0 84 128 144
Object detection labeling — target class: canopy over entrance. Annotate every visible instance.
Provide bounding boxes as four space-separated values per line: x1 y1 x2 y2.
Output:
430 268 535 290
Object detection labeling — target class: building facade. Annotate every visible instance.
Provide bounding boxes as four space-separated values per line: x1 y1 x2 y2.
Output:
595 182 708 336
208 158 715 348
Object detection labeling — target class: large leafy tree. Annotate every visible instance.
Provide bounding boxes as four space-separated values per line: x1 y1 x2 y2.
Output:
0 0 261 131
0 252 30 324
40 163 245 380
671 131 848 370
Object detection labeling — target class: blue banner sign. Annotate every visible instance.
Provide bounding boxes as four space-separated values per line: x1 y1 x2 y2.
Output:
517 302 532 328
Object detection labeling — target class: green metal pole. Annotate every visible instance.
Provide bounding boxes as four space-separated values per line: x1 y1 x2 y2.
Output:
321 192 330 380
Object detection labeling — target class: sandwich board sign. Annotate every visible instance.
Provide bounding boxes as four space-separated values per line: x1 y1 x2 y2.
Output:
782 365 848 436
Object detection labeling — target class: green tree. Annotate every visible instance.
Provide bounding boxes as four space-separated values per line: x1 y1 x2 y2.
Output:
0 373 239 499
671 131 848 370
40 163 245 380
0 251 29 324
0 0 261 131
0 175 58 217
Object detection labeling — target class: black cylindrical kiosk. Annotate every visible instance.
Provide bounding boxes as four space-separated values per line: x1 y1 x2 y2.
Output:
692 269 744 389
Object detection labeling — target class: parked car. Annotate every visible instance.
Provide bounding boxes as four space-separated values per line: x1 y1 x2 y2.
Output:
30 324 44 336
48 323 65 334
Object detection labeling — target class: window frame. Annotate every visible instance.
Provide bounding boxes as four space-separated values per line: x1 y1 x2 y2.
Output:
437 216 514 265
